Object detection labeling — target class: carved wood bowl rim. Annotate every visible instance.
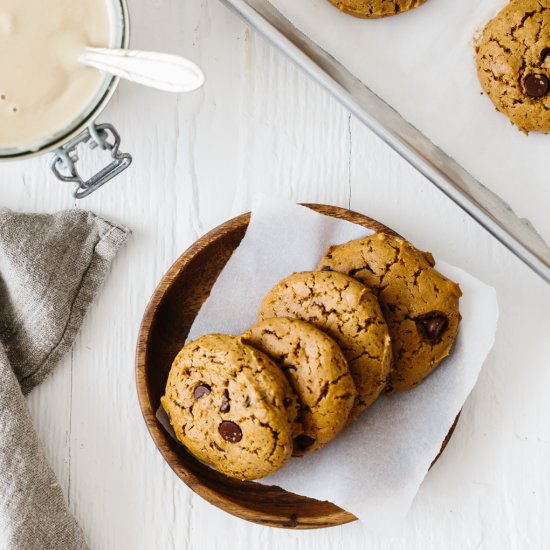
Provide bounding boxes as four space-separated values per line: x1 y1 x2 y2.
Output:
135 204 458 530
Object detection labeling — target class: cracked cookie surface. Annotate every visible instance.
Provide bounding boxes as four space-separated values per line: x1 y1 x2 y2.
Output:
243 317 357 456
328 0 427 18
161 334 300 481
257 271 392 419
318 233 462 392
476 0 550 133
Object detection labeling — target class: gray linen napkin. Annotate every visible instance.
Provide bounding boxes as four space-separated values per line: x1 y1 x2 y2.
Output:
0 208 129 550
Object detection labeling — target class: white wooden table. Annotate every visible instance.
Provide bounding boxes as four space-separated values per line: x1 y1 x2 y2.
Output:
1 1 550 548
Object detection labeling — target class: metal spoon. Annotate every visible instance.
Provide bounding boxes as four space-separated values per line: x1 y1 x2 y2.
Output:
79 47 205 93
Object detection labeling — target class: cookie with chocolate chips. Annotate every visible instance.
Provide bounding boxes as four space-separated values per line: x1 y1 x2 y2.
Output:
242 317 357 456
161 334 301 481
476 0 550 133
317 233 461 392
257 271 392 419
328 0 427 19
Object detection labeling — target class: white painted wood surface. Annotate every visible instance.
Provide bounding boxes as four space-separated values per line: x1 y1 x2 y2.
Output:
1 0 549 548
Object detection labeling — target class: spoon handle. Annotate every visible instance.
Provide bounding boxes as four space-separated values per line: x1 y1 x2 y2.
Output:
79 47 205 93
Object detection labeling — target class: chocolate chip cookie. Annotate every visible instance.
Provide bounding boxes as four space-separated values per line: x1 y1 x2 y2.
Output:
328 0 427 18
318 233 461 392
242 317 357 456
257 271 392 419
476 0 550 133
161 334 301 481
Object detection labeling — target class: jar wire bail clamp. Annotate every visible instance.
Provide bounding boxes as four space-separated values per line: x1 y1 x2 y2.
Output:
50 122 132 199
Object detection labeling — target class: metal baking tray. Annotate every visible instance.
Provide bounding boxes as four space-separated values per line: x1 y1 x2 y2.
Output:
219 0 550 285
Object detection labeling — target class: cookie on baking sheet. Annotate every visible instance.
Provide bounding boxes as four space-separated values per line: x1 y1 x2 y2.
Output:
328 0 427 18
476 0 550 133
317 233 462 392
242 317 357 456
160 334 301 481
257 271 392 419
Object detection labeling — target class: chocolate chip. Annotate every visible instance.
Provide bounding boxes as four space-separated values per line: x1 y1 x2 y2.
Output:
541 48 550 63
524 73 549 98
219 421 242 443
319 265 332 272
194 384 211 400
220 390 230 413
294 435 315 450
415 312 449 343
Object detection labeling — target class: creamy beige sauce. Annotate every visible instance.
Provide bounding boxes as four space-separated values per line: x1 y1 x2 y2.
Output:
0 0 111 150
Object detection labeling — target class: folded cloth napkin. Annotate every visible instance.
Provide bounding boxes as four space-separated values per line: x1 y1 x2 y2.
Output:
0 208 128 550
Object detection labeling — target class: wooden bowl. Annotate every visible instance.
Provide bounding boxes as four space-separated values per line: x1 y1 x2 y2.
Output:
135 204 457 529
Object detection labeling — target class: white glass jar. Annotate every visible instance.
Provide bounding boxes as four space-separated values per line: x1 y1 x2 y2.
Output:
0 0 131 197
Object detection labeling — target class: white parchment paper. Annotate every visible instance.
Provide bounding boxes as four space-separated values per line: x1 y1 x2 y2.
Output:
174 197 499 530
265 0 550 242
